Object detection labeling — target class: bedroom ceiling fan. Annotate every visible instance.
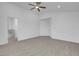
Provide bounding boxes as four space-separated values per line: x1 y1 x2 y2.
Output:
28 2 46 12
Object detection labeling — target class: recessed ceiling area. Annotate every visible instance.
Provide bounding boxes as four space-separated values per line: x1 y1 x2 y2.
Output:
10 2 79 13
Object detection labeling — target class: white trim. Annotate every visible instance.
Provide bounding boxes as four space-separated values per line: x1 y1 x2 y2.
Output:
50 36 79 44
17 35 39 41
0 41 8 45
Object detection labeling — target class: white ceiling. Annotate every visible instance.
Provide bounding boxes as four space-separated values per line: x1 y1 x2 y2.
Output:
10 2 79 13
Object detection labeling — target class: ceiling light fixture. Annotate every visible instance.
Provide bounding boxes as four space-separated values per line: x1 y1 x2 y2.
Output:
28 2 46 12
57 5 61 8
57 2 61 8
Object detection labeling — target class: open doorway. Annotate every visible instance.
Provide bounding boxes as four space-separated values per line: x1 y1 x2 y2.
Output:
8 17 18 43
40 17 51 36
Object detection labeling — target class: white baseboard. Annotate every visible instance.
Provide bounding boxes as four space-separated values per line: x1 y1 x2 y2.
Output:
0 40 8 45
17 35 39 41
40 34 49 36
40 35 49 36
50 36 79 44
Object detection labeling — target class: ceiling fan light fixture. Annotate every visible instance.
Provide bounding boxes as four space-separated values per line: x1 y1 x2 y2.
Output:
35 6 39 9
28 2 46 12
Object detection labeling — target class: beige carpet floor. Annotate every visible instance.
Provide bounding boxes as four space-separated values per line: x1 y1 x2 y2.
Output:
0 36 79 56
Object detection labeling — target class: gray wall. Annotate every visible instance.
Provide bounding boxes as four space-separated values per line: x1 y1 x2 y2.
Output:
0 2 79 45
40 12 79 43
0 3 39 44
50 12 79 43
0 3 8 45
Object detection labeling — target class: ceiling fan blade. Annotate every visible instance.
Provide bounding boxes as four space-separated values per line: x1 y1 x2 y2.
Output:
36 2 41 5
39 6 46 9
28 4 35 6
30 7 35 10
37 8 40 12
